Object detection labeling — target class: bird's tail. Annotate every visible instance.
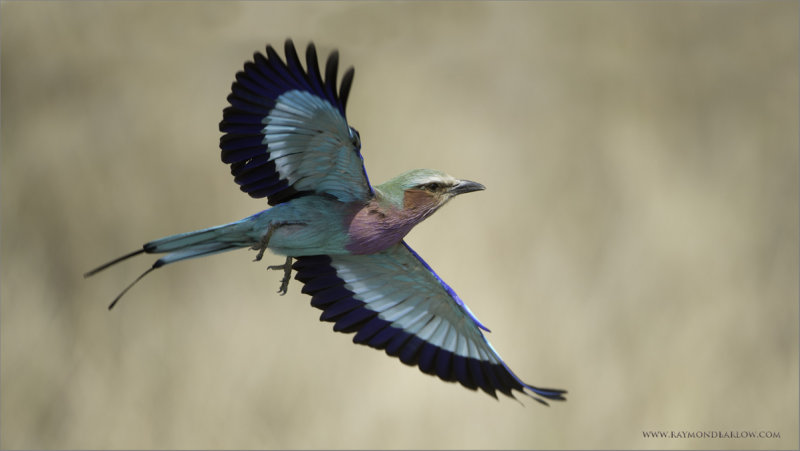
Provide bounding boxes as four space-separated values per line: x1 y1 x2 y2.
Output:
84 218 260 309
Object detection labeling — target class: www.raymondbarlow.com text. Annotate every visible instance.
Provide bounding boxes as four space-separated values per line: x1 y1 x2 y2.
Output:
643 430 780 439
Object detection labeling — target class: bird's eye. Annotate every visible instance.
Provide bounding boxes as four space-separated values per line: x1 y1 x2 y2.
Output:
421 182 442 191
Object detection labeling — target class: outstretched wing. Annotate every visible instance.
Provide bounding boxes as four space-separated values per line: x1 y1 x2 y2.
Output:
219 39 372 206
292 241 567 404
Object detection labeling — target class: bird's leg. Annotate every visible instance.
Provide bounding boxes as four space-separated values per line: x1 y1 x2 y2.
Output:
251 222 288 261
251 221 306 261
251 224 276 262
267 256 294 295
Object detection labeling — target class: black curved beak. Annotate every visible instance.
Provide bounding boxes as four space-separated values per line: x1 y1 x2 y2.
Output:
450 179 486 196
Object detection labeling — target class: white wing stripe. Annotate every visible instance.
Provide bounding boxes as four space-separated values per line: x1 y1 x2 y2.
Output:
467 337 487 361
455 334 470 358
426 321 451 348
388 306 429 331
351 288 393 304
359 288 408 311
402 312 434 335
378 302 417 322
441 325 459 353
416 316 443 342
363 296 406 313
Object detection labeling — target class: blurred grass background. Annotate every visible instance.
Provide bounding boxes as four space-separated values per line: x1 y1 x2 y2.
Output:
1 1 797 449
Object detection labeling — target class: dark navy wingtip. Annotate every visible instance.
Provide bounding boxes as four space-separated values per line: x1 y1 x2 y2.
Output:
264 42 284 66
283 38 297 58
495 359 567 404
521 384 568 406
339 66 355 111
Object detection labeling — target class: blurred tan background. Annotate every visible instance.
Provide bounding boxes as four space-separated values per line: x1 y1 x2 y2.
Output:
1 1 797 449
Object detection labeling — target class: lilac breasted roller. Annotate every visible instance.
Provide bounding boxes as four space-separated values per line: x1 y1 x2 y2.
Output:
86 39 566 404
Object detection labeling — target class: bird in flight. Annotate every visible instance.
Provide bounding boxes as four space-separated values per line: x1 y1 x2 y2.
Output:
85 39 566 405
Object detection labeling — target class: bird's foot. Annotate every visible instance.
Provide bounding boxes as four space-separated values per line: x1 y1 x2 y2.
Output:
267 256 294 295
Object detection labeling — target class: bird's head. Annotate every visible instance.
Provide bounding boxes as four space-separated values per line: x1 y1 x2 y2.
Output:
376 169 485 219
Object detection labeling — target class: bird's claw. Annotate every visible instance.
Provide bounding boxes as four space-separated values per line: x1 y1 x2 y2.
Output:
267 256 293 295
